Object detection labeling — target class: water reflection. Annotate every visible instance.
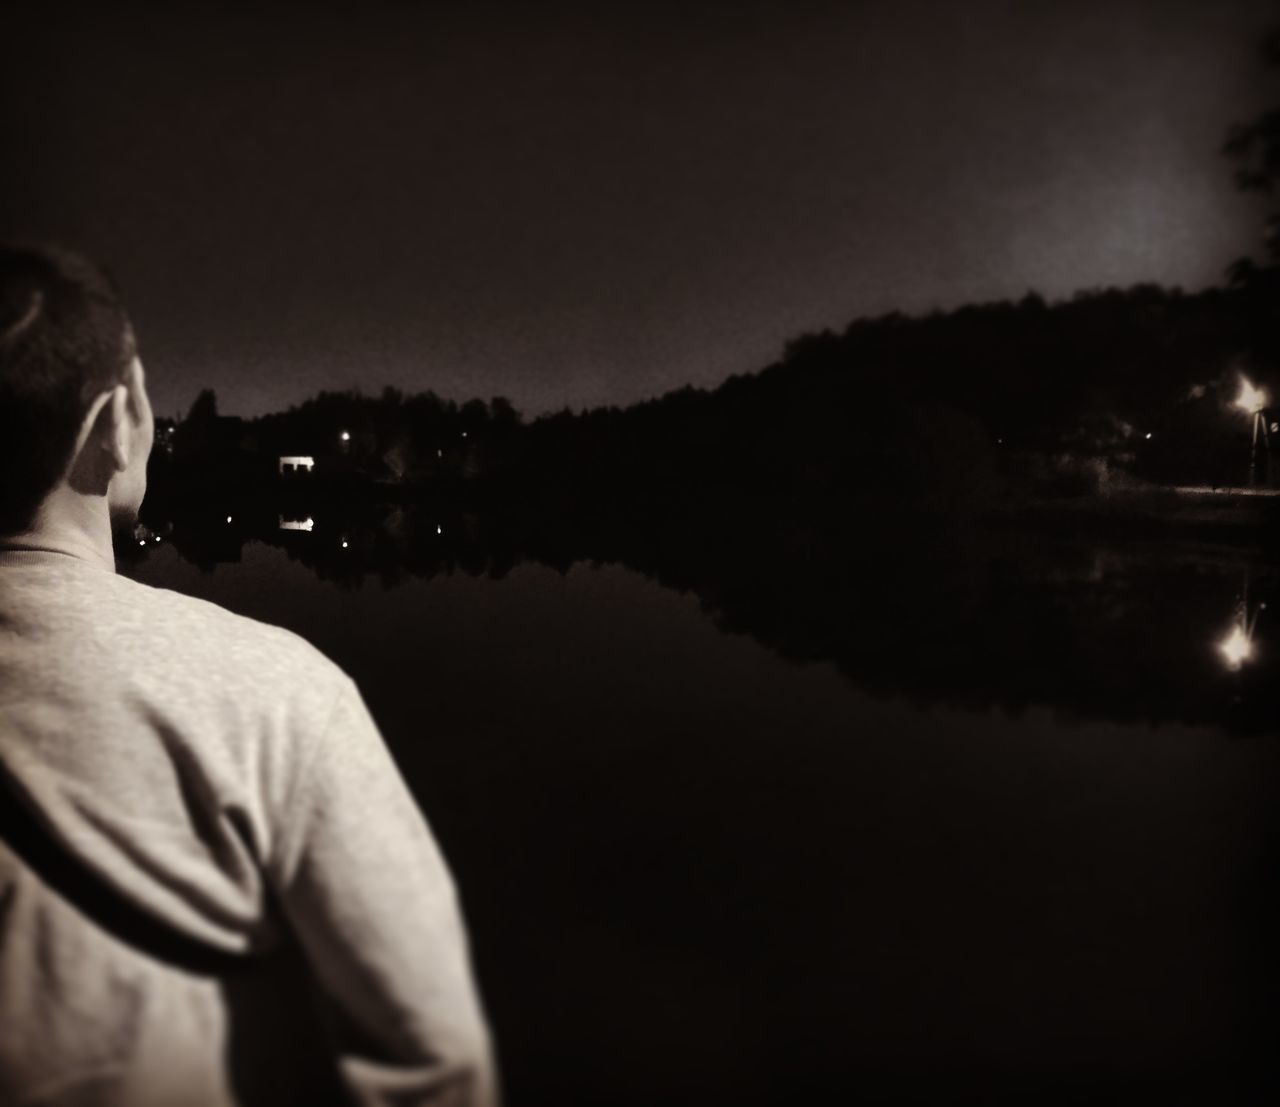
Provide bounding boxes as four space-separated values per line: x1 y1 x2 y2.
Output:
125 499 1280 735
1221 621 1254 669
1219 572 1265 671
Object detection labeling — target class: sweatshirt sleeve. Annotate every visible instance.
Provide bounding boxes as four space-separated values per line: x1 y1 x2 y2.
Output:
267 675 499 1107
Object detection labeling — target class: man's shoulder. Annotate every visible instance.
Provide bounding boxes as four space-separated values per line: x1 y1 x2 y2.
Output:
103 571 347 699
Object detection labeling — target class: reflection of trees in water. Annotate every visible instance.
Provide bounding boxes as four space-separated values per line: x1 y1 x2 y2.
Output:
125 491 1280 734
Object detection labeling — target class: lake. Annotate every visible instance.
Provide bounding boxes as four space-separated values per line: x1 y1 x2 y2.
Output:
123 513 1280 1105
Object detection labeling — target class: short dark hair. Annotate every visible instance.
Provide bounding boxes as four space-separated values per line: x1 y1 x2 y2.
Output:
0 245 137 534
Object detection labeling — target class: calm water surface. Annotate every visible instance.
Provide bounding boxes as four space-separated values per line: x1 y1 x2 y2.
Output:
126 535 1280 1105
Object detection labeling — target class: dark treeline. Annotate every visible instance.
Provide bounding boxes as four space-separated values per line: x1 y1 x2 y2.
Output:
158 386 522 492
151 282 1274 516
523 283 1268 504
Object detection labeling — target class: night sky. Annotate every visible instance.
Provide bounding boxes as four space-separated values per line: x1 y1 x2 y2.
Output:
2 0 1276 420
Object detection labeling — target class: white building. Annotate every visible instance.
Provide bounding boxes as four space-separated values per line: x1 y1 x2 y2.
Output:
278 455 315 475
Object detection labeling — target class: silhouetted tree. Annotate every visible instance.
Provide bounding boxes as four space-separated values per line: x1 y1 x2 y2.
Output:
489 396 522 429
186 388 218 424
1221 28 1280 384
1223 29 1280 272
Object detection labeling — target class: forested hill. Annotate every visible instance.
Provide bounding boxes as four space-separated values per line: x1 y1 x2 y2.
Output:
520 283 1267 501
159 283 1273 505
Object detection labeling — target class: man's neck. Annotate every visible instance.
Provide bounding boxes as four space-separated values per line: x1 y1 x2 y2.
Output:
1 487 117 572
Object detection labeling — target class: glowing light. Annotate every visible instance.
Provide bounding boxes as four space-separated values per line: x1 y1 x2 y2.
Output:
1144 432 1152 440
153 536 161 543
1234 375 1269 415
1219 624 1253 670
226 515 233 524
436 524 443 535
278 516 315 533
340 430 350 442
138 539 146 547
341 540 349 549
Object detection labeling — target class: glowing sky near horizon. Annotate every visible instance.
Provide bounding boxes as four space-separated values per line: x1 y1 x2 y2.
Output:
1 0 1275 419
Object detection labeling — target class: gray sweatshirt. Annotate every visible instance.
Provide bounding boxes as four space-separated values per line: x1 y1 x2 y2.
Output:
0 547 498 1107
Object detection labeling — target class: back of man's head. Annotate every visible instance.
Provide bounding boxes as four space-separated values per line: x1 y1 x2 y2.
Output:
0 245 136 535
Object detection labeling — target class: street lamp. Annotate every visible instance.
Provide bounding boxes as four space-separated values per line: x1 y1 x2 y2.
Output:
1233 373 1271 485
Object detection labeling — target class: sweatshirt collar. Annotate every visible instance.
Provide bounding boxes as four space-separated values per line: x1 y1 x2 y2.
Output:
0 544 116 574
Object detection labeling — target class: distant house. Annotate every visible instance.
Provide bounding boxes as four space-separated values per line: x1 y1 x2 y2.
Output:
278 455 315 476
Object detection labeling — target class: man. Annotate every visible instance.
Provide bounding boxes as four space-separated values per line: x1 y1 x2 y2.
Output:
0 245 499 1106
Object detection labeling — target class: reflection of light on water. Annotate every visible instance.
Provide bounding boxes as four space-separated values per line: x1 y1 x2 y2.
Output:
278 516 315 533
1219 624 1253 671
1218 578 1266 672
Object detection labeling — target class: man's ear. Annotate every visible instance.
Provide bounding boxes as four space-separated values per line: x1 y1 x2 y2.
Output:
104 384 132 471
74 385 130 475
